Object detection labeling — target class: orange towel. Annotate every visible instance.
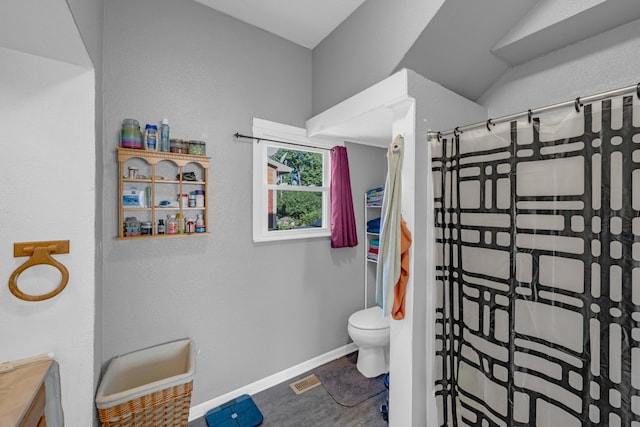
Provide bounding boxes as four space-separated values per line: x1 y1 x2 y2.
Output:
392 218 412 320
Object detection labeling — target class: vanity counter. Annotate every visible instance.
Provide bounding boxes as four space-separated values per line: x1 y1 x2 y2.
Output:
0 359 51 426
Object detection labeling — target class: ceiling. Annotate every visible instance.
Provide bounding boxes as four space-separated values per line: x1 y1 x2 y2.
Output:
197 0 640 103
0 0 92 67
397 0 640 101
193 0 367 49
3 0 637 109
396 0 537 101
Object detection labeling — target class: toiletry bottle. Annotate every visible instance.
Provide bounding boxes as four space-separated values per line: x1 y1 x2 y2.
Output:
160 118 170 152
167 215 177 234
195 190 205 208
178 193 188 209
176 212 185 234
157 218 166 234
144 124 158 150
196 214 205 233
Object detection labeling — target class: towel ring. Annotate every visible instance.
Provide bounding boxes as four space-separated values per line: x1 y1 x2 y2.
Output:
8 241 69 302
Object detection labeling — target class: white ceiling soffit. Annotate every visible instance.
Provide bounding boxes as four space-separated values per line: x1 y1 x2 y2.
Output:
0 0 92 67
492 0 640 66
311 107 393 147
193 0 367 49
306 70 412 148
395 0 538 101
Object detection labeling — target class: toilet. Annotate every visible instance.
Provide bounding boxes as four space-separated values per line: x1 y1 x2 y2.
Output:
347 305 390 378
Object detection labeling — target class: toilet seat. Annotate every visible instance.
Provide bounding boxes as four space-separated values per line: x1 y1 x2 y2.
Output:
348 306 390 330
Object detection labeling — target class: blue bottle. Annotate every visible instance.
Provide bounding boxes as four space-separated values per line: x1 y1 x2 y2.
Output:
160 118 170 152
144 124 158 150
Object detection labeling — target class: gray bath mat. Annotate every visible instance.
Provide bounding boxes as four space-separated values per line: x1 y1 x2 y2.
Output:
313 352 386 407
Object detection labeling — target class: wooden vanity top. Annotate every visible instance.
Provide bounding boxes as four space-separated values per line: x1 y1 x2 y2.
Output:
0 360 52 426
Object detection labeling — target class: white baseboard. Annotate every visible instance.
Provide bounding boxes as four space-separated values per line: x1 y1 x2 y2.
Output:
188 342 357 421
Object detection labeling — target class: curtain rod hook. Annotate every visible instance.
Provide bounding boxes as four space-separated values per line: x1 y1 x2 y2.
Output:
575 97 581 112
486 119 494 132
637 82 640 99
454 127 462 137
437 131 442 142
527 109 533 123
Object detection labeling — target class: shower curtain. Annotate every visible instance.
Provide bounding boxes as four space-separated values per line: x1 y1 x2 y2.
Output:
431 93 640 426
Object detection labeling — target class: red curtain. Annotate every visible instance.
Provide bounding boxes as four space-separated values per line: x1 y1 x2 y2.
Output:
330 146 358 248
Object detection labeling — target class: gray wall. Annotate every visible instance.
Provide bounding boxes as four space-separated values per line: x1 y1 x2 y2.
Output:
102 0 384 407
479 17 640 117
311 0 444 115
347 142 387 311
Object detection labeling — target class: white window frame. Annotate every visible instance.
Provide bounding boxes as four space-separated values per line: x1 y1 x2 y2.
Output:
252 118 338 242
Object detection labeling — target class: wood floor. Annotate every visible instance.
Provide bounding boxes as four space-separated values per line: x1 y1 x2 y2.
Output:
188 364 388 427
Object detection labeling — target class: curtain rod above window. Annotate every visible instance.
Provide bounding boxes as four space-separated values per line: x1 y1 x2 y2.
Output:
428 81 640 140
233 132 334 151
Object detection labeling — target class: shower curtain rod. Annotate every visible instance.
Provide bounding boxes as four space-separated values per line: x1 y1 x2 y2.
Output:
428 81 640 139
233 132 333 151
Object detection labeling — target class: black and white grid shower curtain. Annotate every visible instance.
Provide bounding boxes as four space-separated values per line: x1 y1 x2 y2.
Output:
431 93 640 426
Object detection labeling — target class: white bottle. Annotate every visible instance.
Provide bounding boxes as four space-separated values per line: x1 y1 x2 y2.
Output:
196 214 205 233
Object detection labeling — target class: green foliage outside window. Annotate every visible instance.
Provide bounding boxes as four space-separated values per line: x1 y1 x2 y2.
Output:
271 149 323 186
270 148 324 229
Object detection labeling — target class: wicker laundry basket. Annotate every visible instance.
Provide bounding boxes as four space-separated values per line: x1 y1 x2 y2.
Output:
96 338 195 427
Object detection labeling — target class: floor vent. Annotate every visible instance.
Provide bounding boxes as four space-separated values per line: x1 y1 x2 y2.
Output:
289 374 321 395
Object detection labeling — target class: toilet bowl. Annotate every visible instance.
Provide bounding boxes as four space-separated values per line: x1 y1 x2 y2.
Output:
347 306 390 378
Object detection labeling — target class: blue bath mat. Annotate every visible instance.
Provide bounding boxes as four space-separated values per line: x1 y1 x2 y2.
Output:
205 394 263 427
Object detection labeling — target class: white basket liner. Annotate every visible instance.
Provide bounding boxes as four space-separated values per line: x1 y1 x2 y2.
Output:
95 338 195 409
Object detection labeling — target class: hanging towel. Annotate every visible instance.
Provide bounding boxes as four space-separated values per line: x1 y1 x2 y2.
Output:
376 135 407 316
392 217 412 320
330 146 358 248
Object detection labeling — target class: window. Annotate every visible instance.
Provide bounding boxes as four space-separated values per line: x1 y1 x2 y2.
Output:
252 119 336 242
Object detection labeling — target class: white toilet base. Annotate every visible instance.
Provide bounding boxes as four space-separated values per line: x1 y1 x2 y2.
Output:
356 346 388 378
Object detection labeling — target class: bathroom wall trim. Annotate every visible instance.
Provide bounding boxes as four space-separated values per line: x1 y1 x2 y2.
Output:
188 343 357 420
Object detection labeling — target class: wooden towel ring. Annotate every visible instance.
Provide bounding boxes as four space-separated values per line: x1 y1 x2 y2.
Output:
8 241 70 302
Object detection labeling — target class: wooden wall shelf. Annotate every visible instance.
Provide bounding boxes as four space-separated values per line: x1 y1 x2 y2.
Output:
116 148 210 239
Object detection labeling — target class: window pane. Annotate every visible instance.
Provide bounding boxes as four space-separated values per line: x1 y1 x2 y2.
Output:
266 146 324 187
267 190 323 230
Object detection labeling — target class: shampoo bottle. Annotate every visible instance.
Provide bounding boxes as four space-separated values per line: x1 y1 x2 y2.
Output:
144 124 158 150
